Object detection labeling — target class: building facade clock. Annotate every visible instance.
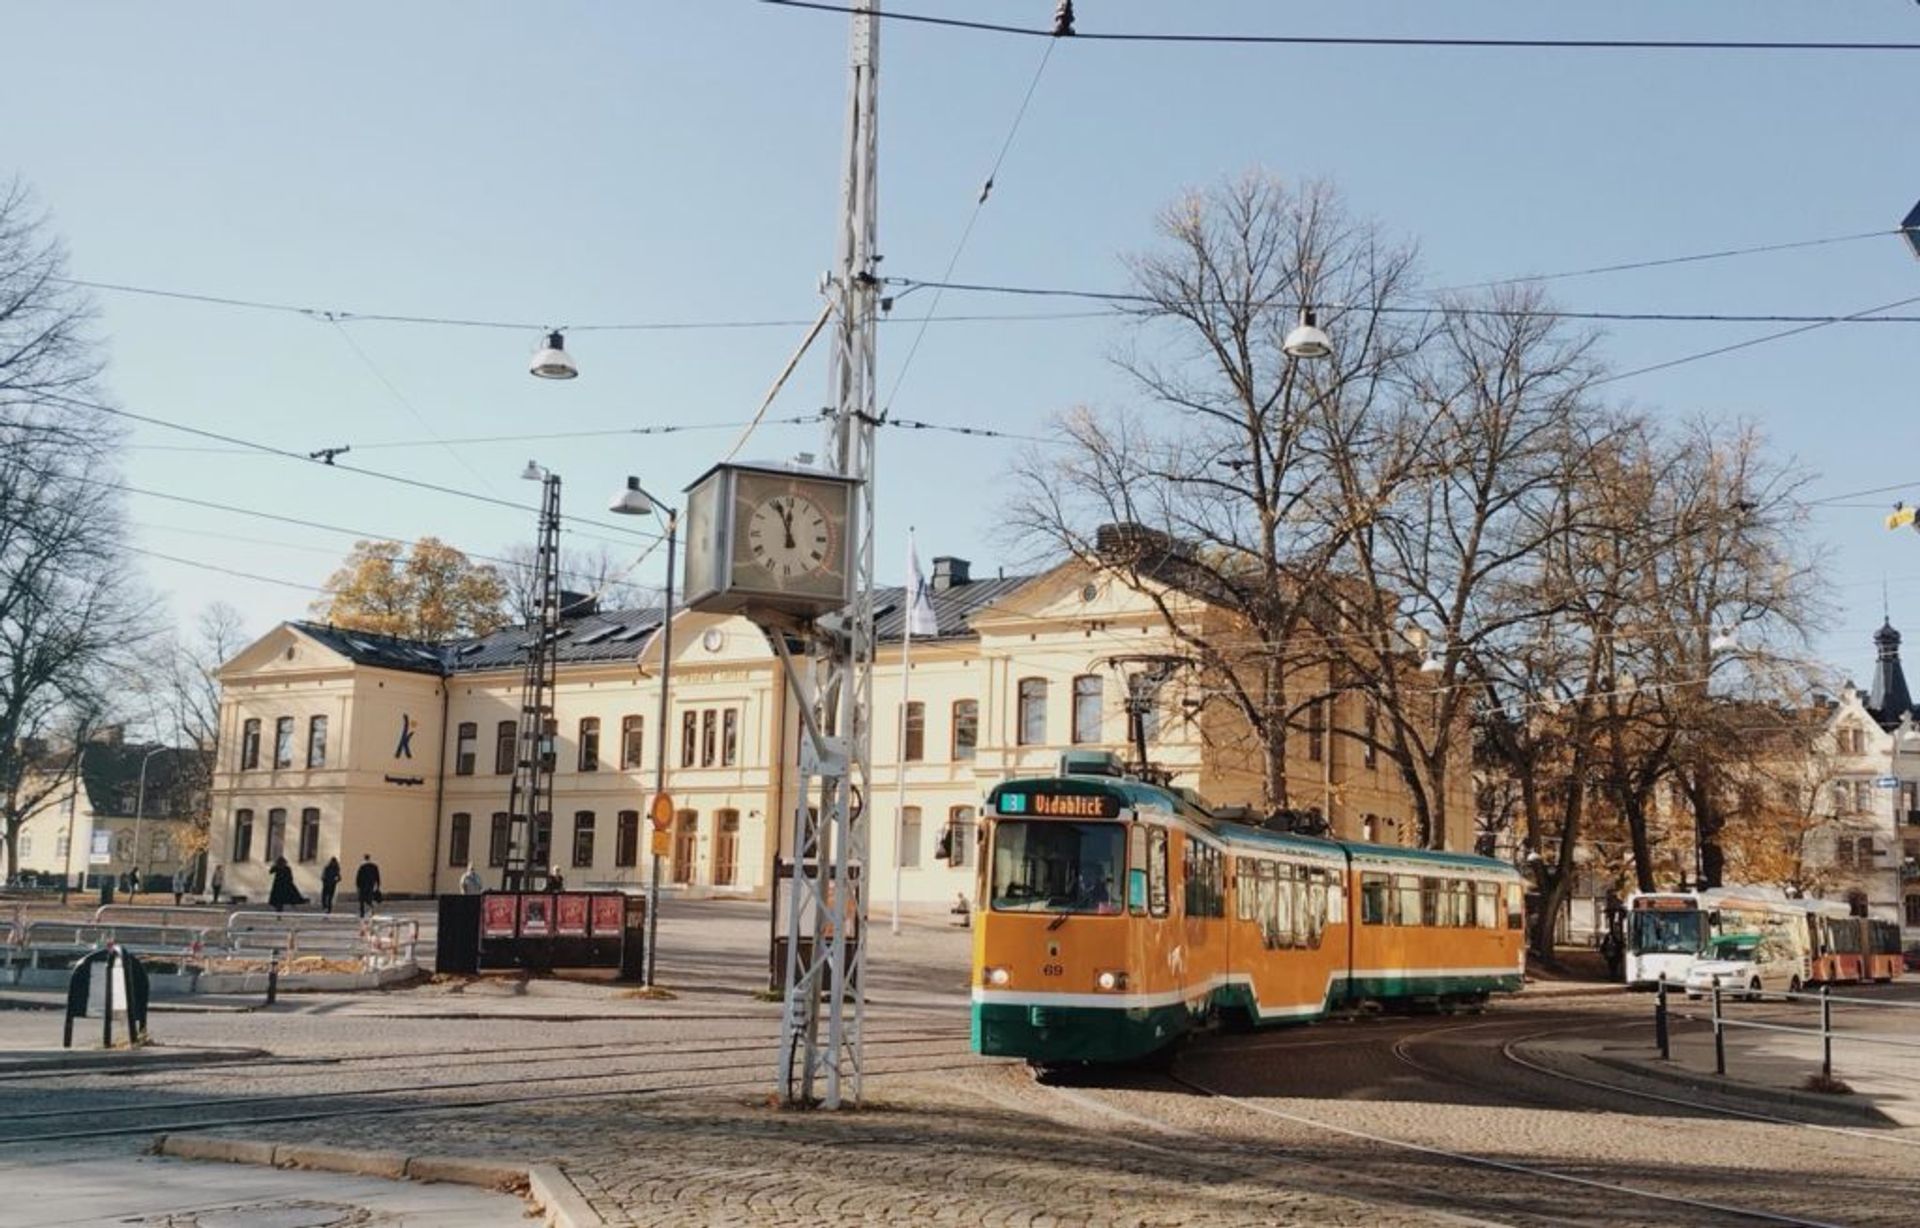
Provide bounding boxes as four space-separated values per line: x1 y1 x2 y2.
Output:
682 461 860 622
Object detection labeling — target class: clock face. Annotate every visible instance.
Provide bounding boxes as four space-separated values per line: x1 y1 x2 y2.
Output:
747 493 832 580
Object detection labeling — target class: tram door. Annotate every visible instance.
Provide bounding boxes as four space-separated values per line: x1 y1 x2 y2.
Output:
673 810 698 884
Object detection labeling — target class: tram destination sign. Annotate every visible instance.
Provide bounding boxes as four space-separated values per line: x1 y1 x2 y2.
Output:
995 789 1124 819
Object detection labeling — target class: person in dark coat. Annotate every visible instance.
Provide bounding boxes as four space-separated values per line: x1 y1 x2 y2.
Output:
268 857 304 913
320 857 342 915
354 854 382 918
210 864 225 904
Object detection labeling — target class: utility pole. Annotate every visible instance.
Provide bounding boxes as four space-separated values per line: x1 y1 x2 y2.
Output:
778 0 880 1110
505 468 562 891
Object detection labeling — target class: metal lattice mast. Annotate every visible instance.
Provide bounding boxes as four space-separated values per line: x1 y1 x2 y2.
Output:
505 471 562 890
779 0 879 1110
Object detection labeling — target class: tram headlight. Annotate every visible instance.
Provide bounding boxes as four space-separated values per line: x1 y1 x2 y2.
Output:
984 965 1011 987
1094 969 1128 992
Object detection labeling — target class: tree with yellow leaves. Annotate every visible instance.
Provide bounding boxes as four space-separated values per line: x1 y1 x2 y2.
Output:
313 538 508 641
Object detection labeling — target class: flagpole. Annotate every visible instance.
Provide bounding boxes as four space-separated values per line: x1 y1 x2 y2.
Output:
891 531 914 937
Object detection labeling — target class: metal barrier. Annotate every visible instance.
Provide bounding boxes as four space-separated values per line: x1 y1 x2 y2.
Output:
5 906 419 985
1653 976 1920 1084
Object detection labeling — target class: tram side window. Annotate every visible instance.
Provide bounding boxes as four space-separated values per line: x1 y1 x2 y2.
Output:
1392 875 1421 927
1147 827 1170 918
1419 878 1442 927
1361 873 1388 925
1128 824 1149 915
1305 871 1327 948
1325 875 1344 926
1451 881 1474 927
1505 883 1524 930
1236 856 1255 922
1274 864 1296 948
1475 883 1499 929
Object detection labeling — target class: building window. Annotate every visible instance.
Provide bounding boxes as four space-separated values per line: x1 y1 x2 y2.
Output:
240 719 261 770
19 835 29 858
495 721 516 775
1907 895 1920 927
273 717 294 769
306 716 328 768
1017 678 1047 746
572 811 596 868
579 718 600 772
265 808 287 861
488 812 510 867
1837 835 1857 869
455 722 477 776
232 809 254 861
1307 701 1325 763
55 834 69 859
448 813 471 866
701 710 717 767
899 806 922 869
1362 700 1378 769
714 809 739 886
616 811 640 868
1072 676 1103 745
298 808 320 862
903 702 925 762
681 711 697 768
948 805 976 869
952 700 978 761
621 716 644 770
722 708 739 767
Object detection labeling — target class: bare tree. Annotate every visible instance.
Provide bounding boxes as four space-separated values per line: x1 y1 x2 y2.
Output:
499 542 655 624
0 181 150 880
1012 172 1423 811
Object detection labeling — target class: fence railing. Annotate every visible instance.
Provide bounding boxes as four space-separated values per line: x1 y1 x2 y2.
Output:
4 906 419 982
1652 977 1920 1085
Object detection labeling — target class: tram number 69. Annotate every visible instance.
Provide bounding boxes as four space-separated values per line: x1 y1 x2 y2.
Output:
1041 963 1064 977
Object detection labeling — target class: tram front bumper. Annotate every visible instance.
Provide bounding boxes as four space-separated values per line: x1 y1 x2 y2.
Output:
971 1000 1185 1064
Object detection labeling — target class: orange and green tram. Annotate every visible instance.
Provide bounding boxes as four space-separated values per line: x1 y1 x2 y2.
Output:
971 772 1527 1063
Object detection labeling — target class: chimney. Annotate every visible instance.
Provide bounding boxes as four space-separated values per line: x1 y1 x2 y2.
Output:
931 556 971 591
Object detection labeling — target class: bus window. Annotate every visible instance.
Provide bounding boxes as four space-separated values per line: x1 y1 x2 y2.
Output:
1629 907 1704 955
1147 827 1169 918
1394 875 1421 927
1420 878 1441 927
1361 873 1389 925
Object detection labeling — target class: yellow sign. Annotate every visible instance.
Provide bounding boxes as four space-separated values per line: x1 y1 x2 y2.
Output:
649 793 675 830
650 829 672 858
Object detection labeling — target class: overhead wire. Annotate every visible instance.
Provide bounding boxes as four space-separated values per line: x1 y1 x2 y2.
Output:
755 1 1920 52
324 316 506 497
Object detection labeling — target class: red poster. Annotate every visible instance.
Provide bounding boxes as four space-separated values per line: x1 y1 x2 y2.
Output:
481 895 518 938
555 893 588 935
519 895 552 936
591 895 623 935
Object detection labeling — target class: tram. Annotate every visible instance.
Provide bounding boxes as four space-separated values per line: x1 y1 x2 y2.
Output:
969 761 1526 1064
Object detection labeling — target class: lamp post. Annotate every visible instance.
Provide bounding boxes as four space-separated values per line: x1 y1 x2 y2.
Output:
132 745 165 899
610 476 677 987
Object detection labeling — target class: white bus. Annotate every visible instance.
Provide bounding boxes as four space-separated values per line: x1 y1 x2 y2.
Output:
1626 887 1815 989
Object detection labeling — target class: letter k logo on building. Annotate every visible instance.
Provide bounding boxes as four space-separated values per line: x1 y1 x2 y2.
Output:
395 714 416 760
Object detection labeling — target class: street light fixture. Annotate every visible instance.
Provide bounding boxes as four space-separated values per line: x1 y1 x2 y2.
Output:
132 745 166 898
1283 308 1333 361
529 331 579 381
609 474 679 988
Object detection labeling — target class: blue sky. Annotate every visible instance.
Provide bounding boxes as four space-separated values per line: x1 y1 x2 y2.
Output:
10 1 1920 680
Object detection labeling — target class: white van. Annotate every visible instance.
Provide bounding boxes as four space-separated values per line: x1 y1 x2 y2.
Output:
1684 934 1804 1000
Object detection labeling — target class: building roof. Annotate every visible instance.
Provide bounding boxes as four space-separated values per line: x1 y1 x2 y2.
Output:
79 744 201 819
871 575 1034 644
1867 619 1917 731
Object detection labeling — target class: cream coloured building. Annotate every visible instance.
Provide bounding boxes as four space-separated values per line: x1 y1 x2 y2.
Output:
208 556 1471 905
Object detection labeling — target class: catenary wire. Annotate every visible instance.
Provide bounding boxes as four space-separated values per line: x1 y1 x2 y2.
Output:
756 1 1920 52
325 317 506 497
125 546 329 593
1429 229 1898 294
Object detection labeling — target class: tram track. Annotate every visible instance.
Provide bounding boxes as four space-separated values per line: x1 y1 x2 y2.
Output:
0 1034 977 1144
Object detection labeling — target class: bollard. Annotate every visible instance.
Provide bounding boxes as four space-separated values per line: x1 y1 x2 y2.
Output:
1711 981 1725 1076
1821 985 1833 1082
101 946 116 1049
266 948 280 1007
1654 976 1670 1060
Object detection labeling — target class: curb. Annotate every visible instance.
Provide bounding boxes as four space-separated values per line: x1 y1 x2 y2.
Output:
151 1134 604 1226
1577 1050 1897 1125
0 1045 269 1076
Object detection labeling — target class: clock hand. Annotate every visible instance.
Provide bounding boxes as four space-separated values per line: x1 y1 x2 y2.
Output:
777 500 796 549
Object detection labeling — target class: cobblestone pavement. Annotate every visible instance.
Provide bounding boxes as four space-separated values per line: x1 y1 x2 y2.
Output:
6 901 1917 1226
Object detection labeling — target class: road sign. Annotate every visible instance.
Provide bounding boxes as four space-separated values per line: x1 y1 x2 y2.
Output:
88 830 111 866
1875 775 1900 789
650 829 672 858
649 793 675 831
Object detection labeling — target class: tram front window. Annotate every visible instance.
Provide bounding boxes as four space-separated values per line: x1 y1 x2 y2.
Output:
1631 909 1705 955
990 821 1125 915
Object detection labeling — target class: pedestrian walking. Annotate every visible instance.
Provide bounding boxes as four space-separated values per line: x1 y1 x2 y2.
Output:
172 865 189 906
459 863 484 895
354 854 382 918
1600 929 1625 982
320 856 342 915
210 864 225 904
127 867 142 900
268 856 304 914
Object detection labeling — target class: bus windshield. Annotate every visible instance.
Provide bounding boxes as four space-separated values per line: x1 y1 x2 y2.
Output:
1631 908 1706 955
990 821 1125 914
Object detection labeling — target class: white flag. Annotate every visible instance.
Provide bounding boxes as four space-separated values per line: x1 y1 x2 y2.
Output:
905 533 939 638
